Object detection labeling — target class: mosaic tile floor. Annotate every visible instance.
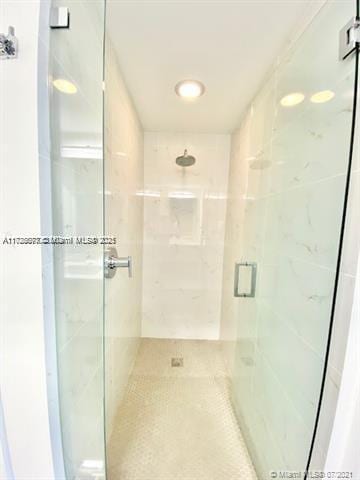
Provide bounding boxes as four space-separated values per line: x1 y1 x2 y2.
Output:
107 338 257 480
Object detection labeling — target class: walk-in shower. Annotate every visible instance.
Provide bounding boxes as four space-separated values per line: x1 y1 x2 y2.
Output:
46 0 359 479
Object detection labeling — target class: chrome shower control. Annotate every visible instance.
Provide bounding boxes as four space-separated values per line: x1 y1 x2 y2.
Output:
104 247 132 279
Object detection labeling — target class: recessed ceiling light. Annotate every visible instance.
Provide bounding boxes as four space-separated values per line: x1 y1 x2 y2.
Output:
280 92 305 107
175 80 205 99
310 90 335 104
53 78 77 94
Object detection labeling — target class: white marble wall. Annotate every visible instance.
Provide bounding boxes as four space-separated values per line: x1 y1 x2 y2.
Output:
142 132 230 340
310 63 360 471
220 1 358 478
104 40 144 437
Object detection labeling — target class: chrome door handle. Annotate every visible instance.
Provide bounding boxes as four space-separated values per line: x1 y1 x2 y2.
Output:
104 247 132 279
234 262 257 298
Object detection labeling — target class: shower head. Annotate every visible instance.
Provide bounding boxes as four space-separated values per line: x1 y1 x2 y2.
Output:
176 149 196 167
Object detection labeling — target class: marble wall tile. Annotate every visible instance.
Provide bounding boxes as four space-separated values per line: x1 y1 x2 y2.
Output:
259 257 334 357
220 1 358 477
52 161 103 237
220 118 253 367
340 170 360 276
252 351 313 471
256 300 324 427
268 81 354 196
142 132 230 340
104 39 144 438
310 81 360 467
232 375 287 480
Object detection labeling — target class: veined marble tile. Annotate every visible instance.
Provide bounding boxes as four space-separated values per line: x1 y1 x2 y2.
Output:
220 3 357 476
104 41 144 441
268 81 354 196
256 300 324 428
252 351 313 472
258 257 334 357
142 132 230 340
262 174 347 270
273 2 355 137
341 170 360 276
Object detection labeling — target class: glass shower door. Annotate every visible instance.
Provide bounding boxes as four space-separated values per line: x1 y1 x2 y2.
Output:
48 1 106 478
231 1 358 478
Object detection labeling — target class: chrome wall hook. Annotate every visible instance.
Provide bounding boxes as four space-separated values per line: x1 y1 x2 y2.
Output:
0 26 18 60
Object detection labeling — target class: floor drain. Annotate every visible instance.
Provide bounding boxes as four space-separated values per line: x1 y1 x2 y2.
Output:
171 357 183 367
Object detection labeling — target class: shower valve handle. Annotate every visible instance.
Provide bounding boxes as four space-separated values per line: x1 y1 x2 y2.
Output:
104 247 132 279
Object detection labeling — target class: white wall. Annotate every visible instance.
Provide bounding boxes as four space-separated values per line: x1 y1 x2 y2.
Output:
104 39 144 436
142 132 230 340
0 1 56 478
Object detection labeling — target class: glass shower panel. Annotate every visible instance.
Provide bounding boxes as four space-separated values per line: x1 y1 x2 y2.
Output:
49 1 106 478
231 1 358 478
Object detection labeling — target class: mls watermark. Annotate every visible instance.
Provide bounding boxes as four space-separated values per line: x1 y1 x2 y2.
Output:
2 236 116 246
270 471 353 479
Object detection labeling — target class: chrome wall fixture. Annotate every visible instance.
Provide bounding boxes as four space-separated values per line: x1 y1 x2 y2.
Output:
0 27 18 60
104 247 132 279
234 262 257 298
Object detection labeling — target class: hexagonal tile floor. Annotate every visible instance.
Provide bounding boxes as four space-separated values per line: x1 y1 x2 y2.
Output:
107 338 257 480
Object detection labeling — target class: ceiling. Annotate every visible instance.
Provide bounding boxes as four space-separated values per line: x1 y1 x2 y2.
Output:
106 0 313 134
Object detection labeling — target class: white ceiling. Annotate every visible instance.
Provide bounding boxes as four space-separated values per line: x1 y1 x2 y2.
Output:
107 1 312 134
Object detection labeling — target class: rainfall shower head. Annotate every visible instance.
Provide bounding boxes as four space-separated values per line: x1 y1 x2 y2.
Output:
176 149 196 167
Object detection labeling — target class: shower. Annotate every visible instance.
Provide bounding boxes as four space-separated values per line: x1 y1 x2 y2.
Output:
42 1 360 479
176 149 196 167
